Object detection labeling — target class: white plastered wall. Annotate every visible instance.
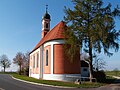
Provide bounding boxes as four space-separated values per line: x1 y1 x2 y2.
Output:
29 48 40 79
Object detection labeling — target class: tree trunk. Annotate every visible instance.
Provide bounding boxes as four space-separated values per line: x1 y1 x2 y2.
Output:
89 39 93 82
4 66 5 73
89 57 93 82
96 59 98 71
19 65 22 75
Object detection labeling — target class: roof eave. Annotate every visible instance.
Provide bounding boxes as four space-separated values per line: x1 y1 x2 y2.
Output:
30 38 65 54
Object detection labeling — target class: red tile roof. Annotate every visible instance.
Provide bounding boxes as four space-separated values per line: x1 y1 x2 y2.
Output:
31 21 66 53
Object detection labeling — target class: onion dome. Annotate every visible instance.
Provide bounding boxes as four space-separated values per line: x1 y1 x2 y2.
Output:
42 5 51 20
42 12 50 19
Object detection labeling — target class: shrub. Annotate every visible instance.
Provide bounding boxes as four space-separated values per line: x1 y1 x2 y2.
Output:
93 71 106 82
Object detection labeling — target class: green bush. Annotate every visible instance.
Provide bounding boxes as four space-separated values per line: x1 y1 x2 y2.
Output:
93 71 106 82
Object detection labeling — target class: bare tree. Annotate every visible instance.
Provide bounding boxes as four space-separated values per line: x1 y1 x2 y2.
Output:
13 52 30 75
81 53 106 71
93 55 106 71
23 51 30 76
13 52 25 75
0 54 11 72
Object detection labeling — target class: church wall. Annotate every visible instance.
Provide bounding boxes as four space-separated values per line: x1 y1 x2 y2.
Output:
29 48 40 79
53 44 81 74
43 40 81 82
53 44 65 74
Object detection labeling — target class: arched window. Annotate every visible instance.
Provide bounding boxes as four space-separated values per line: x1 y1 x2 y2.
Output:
46 50 48 66
37 53 39 68
33 55 35 68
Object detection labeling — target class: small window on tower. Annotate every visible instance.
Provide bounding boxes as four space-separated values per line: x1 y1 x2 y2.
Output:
46 23 48 28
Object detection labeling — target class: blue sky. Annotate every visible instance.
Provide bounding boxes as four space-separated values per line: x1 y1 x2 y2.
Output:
0 0 120 71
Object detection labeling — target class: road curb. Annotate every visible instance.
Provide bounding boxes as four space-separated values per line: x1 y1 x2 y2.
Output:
112 76 120 79
10 75 75 89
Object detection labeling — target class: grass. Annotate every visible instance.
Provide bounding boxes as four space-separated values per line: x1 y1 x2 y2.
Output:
11 73 104 88
0 72 17 74
105 71 120 77
105 75 117 84
0 72 104 88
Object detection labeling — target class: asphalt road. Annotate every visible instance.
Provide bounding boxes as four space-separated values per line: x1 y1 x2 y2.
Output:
0 74 120 90
0 74 95 90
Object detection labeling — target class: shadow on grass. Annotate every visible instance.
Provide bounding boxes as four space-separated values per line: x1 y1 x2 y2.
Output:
101 76 117 84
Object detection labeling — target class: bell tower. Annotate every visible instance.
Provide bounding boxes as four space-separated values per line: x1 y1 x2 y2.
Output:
42 5 51 38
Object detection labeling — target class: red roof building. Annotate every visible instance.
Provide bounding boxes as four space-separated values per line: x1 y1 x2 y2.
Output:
29 8 81 81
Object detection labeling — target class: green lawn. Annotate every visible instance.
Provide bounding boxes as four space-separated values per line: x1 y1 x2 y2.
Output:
105 71 120 77
10 73 103 88
105 75 117 84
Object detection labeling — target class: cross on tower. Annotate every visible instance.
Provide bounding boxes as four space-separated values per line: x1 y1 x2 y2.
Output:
46 5 48 13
